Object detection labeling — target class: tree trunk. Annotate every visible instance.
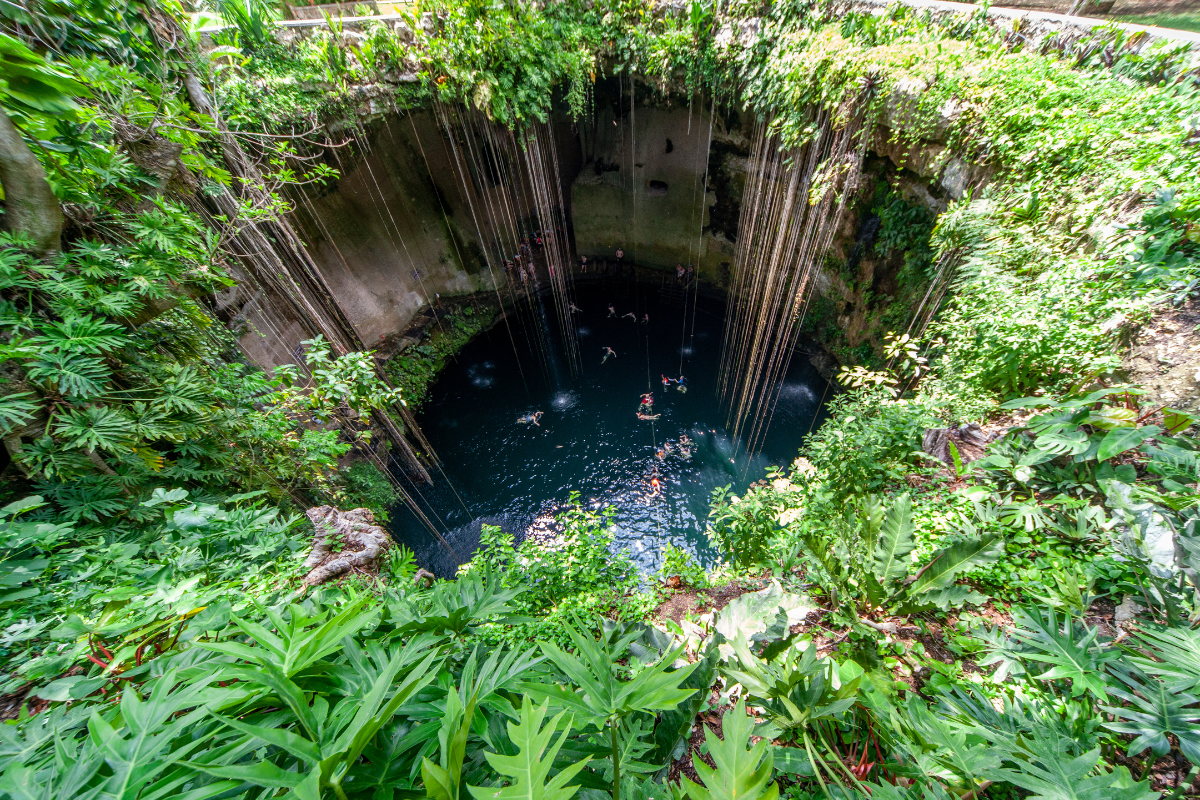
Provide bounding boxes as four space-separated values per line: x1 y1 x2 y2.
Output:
0 106 62 256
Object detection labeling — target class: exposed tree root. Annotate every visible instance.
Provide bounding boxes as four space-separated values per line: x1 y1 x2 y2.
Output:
302 506 392 586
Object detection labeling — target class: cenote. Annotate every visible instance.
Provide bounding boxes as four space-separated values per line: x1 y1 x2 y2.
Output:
390 279 831 575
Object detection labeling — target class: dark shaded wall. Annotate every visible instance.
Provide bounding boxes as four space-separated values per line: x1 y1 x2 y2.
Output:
571 79 749 281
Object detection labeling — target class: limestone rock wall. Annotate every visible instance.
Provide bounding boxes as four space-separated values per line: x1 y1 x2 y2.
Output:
570 79 750 283
288 111 486 353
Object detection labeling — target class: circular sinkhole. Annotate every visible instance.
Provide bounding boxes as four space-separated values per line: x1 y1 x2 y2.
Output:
390 278 832 577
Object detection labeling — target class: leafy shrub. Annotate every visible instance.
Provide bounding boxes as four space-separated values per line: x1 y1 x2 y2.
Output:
800 387 938 500
342 461 400 524
463 495 654 644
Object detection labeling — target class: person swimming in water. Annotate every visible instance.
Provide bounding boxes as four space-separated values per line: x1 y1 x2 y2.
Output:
676 374 688 394
677 433 694 459
637 411 661 421
622 311 636 321
517 411 544 427
661 374 674 389
649 470 661 495
602 346 617 364
568 301 581 313
641 313 649 324
640 392 654 410
608 304 616 317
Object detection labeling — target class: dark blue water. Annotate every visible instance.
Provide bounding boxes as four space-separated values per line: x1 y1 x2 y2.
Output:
390 278 830 575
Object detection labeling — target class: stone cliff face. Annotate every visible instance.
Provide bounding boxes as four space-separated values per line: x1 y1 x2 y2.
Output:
569 77 749 281
217 75 986 373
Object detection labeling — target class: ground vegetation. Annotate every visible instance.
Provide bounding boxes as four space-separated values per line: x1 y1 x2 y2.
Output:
0 1 1198 799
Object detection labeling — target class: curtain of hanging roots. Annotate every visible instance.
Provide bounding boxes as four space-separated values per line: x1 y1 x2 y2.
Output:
717 104 867 457
179 92 466 556
434 102 582 379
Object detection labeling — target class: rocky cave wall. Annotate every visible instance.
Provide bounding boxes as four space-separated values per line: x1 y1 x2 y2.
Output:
570 78 750 279
220 77 984 372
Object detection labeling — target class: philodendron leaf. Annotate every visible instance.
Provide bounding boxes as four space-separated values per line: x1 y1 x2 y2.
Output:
1008 606 1117 699
1086 406 1137 431
1096 426 1159 462
681 699 778 800
1101 665 1200 764
1163 409 1195 435
713 582 815 655
466 696 589 800
872 494 914 586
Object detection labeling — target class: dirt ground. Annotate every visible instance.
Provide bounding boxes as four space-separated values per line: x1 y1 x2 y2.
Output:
652 581 757 624
1123 296 1200 415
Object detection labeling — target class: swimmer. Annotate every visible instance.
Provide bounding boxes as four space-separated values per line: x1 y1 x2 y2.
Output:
622 312 637 321
637 412 661 421
602 346 617 364
608 304 616 317
640 392 654 407
650 473 661 494
662 374 674 388
677 433 694 459
676 374 688 394
569 301 581 313
641 313 649 324
517 411 544 427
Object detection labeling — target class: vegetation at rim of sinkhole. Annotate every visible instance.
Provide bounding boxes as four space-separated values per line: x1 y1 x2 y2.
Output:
0 0 1199 798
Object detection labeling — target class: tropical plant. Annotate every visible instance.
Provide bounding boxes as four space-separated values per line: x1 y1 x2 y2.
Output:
680 699 778 800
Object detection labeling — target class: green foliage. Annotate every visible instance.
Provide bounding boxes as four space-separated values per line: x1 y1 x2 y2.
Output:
681 699 778 800
466 697 590 800
721 640 857 741
343 461 401 524
7 4 1200 800
464 497 652 643
659 543 710 588
384 307 495 410
797 387 938 500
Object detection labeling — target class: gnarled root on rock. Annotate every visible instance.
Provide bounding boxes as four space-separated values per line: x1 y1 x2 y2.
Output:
302 506 392 586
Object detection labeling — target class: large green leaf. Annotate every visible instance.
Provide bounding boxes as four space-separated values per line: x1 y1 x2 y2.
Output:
1007 607 1116 699
681 699 778 800
872 494 914 586
1101 666 1200 764
1096 426 1159 462
1128 624 1200 685
712 582 814 655
466 696 589 800
900 535 1002 602
984 738 1156 800
530 619 698 726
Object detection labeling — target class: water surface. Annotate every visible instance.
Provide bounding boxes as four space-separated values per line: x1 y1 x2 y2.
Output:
390 278 830 575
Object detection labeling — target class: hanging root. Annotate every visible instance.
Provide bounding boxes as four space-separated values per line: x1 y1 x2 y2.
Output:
302 506 392 586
